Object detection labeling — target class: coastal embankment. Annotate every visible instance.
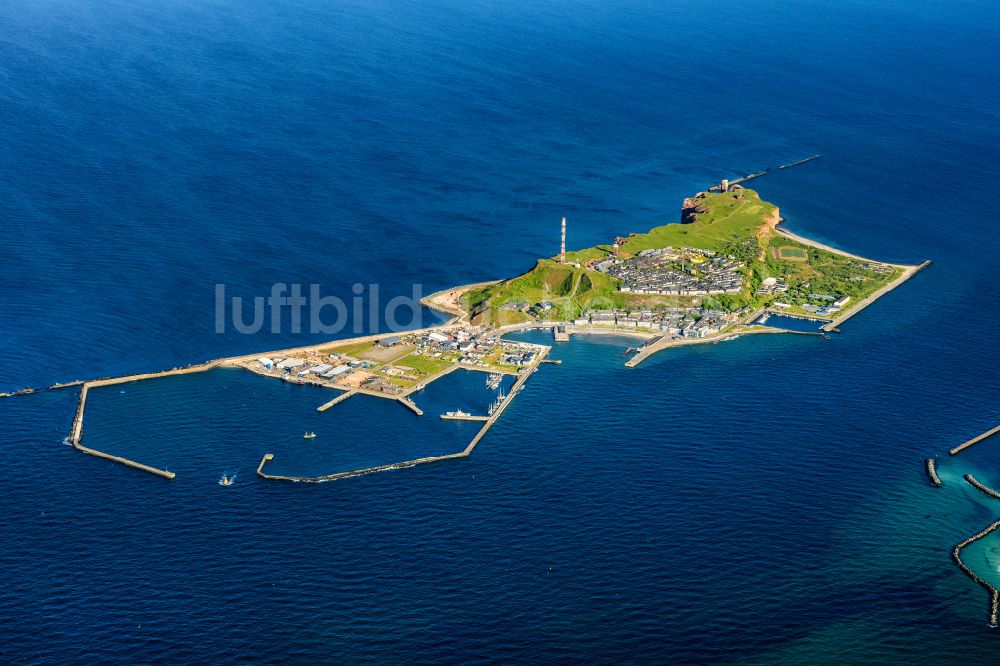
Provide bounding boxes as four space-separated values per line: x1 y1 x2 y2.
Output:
822 260 932 332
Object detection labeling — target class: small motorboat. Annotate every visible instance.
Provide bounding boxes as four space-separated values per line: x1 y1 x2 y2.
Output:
219 474 235 487
303 431 317 439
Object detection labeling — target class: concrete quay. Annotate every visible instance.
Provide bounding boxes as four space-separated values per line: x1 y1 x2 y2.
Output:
399 397 424 416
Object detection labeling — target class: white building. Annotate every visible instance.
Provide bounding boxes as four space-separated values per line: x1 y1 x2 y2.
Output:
276 358 306 370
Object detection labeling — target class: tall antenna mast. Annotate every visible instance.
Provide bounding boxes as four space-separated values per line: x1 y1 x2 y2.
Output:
560 217 566 264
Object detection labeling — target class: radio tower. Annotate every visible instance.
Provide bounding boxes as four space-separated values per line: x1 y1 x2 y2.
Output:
560 216 567 264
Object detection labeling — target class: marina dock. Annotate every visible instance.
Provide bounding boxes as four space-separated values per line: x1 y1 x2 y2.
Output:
950 423 1000 456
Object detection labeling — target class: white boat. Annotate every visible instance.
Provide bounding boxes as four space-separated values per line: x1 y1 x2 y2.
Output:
303 431 317 439
443 408 471 418
219 474 234 487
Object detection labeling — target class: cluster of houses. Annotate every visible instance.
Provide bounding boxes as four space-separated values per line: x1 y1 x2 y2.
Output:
593 246 744 296
500 300 555 318
573 307 730 338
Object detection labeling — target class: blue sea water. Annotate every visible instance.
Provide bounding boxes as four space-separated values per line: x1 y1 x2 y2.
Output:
2 0 1000 662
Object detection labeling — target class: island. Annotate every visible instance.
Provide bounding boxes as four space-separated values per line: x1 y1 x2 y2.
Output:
7 185 930 483
454 186 929 361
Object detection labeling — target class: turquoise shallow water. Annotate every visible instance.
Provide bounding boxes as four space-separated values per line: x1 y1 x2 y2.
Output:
3 0 1000 662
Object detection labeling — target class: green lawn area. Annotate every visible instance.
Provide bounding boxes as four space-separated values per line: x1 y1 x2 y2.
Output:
321 340 377 357
619 190 776 256
396 353 453 377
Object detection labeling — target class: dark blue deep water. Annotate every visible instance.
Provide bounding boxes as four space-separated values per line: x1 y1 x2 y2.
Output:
3 0 1000 662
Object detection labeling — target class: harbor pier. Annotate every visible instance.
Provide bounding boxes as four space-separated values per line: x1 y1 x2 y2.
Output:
951 423 1000 456
399 397 424 416
317 390 357 412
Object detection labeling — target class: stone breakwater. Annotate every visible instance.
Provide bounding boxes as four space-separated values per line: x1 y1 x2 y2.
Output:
925 458 942 487
952 518 1000 628
965 474 1000 501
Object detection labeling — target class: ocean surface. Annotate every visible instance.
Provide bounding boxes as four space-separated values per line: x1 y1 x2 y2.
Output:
2 0 1000 662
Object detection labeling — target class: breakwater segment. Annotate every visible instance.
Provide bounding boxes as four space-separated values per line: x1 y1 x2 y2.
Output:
952 518 1000 627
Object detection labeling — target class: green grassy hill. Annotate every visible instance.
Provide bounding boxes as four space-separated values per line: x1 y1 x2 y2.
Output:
464 188 898 325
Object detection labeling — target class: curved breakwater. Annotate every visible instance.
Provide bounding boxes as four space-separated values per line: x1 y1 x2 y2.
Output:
952 518 1000 627
925 458 942 487
964 475 1000 501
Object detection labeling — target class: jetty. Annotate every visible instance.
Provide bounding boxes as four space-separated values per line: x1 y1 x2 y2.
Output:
708 169 768 192
950 423 1000 456
779 154 821 170
317 390 357 412
925 458 942 487
399 396 424 416
952 518 1000 627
